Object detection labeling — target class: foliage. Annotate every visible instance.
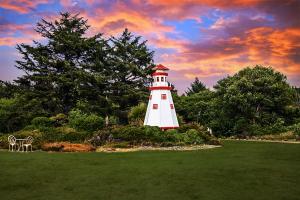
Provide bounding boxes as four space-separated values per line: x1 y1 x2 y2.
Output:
12 12 153 124
186 77 207 96
128 103 147 125
211 66 294 136
108 28 154 123
175 66 298 136
68 109 104 132
290 122 300 136
89 124 213 146
31 117 54 128
50 113 68 127
0 97 36 133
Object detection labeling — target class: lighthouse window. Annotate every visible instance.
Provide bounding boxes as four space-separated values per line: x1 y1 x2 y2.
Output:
161 94 167 100
153 104 158 109
161 77 164 82
170 104 174 109
149 95 152 100
157 77 159 82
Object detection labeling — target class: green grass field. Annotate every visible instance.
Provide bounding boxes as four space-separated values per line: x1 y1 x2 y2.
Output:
0 141 299 200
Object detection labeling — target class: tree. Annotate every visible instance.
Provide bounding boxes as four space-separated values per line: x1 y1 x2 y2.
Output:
108 28 154 122
15 12 109 115
0 81 18 98
177 90 215 125
212 65 294 135
186 77 206 96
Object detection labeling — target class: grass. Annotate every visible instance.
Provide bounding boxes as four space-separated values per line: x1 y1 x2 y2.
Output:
0 141 299 200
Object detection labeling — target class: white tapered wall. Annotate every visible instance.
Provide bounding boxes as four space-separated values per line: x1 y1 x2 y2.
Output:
144 89 179 128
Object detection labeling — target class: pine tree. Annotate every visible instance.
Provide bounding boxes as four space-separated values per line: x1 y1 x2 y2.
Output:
108 28 154 122
15 12 109 114
186 77 207 96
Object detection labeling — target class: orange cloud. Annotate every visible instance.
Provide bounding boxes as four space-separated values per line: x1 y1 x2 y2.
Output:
0 0 49 13
0 37 33 45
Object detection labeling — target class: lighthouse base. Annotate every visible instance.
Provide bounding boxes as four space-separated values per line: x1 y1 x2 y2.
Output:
144 89 179 128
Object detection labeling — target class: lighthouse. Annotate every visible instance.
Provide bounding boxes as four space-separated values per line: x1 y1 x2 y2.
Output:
144 64 179 130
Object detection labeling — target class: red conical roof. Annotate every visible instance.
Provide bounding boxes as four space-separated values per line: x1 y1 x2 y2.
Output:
154 64 169 70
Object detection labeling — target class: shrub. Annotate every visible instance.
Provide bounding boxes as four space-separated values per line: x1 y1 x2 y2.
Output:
87 125 218 147
40 127 62 142
31 117 53 128
57 126 88 142
112 125 145 143
178 123 212 142
84 114 104 132
290 123 300 136
143 126 163 143
68 110 104 132
108 116 119 125
50 113 68 127
128 103 147 125
183 129 204 144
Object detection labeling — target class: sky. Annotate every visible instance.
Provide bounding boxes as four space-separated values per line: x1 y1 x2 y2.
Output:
0 0 300 93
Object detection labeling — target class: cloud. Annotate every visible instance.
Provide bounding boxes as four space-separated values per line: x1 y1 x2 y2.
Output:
0 0 49 13
0 0 299 92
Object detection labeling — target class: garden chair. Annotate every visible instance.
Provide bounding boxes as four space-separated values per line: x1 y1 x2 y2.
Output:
23 136 33 152
8 135 17 152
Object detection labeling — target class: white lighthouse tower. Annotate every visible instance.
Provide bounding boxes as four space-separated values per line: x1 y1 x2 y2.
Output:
144 64 179 130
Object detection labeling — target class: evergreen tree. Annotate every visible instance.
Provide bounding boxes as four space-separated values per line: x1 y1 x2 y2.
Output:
15 12 109 114
108 28 154 122
186 77 206 96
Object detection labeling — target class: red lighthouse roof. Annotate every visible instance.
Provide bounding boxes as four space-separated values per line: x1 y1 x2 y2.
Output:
154 64 169 71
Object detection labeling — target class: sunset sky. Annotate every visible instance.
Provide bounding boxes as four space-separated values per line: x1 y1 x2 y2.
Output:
0 0 300 93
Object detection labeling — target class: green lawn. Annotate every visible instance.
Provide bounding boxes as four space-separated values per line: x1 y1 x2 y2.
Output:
0 141 299 200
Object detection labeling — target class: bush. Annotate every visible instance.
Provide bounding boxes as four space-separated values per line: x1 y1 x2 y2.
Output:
183 129 204 144
68 110 104 132
84 114 104 132
128 103 147 125
178 123 212 142
31 117 53 128
111 125 145 143
39 126 89 143
87 124 218 147
143 126 163 142
50 113 68 127
108 116 119 125
290 123 300 136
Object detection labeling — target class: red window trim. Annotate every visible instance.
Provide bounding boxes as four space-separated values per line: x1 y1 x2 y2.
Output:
170 104 174 109
153 104 158 109
161 94 167 100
